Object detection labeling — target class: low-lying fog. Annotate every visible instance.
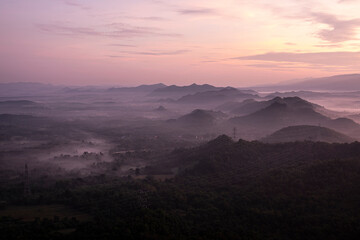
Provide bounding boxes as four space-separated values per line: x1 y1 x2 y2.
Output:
1 81 360 181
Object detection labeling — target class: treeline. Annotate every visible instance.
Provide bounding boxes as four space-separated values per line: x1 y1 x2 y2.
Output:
1 136 360 239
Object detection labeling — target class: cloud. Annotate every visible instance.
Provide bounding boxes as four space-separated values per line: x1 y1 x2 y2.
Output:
338 0 358 3
37 23 181 39
59 0 90 10
309 12 360 43
107 55 129 58
260 3 360 43
234 51 360 69
313 43 343 48
202 60 219 63
120 50 189 56
122 16 168 21
107 44 137 48
245 63 297 68
245 63 299 72
177 8 219 15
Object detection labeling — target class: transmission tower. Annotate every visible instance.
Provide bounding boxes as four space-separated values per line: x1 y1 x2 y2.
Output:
233 127 237 141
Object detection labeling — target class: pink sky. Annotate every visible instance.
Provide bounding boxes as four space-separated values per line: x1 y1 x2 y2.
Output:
1 0 360 87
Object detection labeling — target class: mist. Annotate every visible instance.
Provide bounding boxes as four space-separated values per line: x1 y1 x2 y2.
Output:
1 76 360 239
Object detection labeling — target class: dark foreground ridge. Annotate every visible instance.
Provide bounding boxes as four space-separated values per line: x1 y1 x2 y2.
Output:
1 136 360 239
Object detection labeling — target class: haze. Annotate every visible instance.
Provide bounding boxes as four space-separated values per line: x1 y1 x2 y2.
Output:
2 1 360 239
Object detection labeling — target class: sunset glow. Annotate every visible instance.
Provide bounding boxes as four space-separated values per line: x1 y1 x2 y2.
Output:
1 0 360 86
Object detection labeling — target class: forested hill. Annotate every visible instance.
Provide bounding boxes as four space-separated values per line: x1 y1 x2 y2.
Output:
162 135 360 177
1 136 360 239
262 125 355 143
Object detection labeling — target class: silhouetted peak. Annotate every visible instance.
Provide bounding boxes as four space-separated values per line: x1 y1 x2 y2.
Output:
272 96 282 102
191 109 208 115
333 117 356 124
138 83 166 88
262 125 355 143
155 105 167 111
270 96 313 109
207 135 234 146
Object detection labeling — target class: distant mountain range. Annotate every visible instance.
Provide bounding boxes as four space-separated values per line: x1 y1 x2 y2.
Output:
177 87 258 104
148 83 221 99
258 74 360 91
262 125 355 143
0 82 61 96
107 83 166 93
0 100 46 113
0 100 39 107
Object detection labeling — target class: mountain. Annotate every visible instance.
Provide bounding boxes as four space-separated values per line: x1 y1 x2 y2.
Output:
262 125 355 143
154 105 167 111
157 134 360 177
0 100 39 107
218 96 324 116
229 97 325 127
325 117 360 133
232 101 326 128
266 91 332 99
149 83 221 99
229 97 360 135
107 83 166 93
235 89 258 95
229 98 280 115
0 82 61 96
274 74 360 91
347 113 360 123
177 87 257 104
170 109 226 128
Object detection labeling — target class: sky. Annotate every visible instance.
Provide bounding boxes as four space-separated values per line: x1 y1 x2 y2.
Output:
1 0 360 87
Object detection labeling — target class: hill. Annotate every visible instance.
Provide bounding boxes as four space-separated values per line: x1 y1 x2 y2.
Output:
229 97 282 115
325 117 360 133
148 83 221 99
262 125 355 143
229 97 360 136
107 83 166 93
266 90 332 99
149 134 360 180
218 96 324 116
3 135 360 239
170 109 226 128
0 82 61 96
0 100 44 112
0 100 38 106
154 105 167 111
275 74 360 91
229 97 328 129
177 87 257 104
